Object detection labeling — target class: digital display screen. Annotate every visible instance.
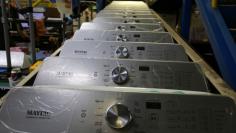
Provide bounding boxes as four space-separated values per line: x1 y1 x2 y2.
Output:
139 66 150 71
137 47 145 51
134 34 140 38
146 102 161 109
130 26 136 29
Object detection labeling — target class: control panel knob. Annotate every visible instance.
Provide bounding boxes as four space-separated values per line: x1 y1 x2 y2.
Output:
106 104 132 129
116 34 128 42
115 46 129 58
116 26 126 31
112 67 129 84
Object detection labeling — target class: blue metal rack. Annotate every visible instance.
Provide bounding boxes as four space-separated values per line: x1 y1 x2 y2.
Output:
181 0 192 40
181 0 236 90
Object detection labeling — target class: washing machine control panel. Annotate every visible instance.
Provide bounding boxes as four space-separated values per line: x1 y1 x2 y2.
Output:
80 22 163 32
34 57 208 92
60 41 188 61
72 30 173 43
93 17 160 24
0 86 234 133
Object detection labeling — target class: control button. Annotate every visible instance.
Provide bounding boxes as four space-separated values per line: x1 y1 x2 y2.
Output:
115 47 129 58
106 103 132 129
112 67 129 84
116 34 128 42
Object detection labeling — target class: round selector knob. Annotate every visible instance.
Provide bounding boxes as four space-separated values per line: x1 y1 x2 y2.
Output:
116 26 126 31
106 103 132 129
116 34 128 42
115 46 129 58
112 67 129 84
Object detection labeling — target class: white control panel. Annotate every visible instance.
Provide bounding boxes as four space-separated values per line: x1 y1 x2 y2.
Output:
96 13 157 19
34 57 208 92
72 30 173 43
93 17 160 23
60 40 188 61
0 86 235 133
99 10 154 14
80 22 164 32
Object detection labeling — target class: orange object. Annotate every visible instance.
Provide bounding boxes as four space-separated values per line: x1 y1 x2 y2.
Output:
35 20 47 37
29 61 43 72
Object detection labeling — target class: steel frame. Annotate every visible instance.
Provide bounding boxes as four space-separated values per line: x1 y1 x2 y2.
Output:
181 0 236 90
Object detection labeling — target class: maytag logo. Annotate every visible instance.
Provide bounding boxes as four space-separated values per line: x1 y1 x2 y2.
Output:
26 110 51 119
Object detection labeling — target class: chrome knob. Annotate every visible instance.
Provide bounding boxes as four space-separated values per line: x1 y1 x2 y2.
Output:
116 26 126 31
115 46 129 58
112 67 129 84
106 104 132 129
116 34 128 42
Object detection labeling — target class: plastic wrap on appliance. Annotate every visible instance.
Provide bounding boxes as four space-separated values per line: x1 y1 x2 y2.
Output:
99 10 154 14
0 87 78 133
59 40 189 61
79 22 164 32
34 57 208 92
104 6 150 10
0 86 235 133
95 13 157 19
93 17 160 23
72 30 173 43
